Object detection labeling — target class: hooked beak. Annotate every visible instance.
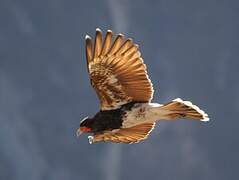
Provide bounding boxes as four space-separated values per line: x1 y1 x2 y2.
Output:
76 128 83 137
76 127 91 137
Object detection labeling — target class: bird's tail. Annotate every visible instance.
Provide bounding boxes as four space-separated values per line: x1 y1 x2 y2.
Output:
159 98 209 121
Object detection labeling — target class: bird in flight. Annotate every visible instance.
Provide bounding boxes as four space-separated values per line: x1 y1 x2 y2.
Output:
77 28 209 144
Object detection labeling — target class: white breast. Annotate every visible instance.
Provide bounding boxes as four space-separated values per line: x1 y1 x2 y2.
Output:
122 103 162 128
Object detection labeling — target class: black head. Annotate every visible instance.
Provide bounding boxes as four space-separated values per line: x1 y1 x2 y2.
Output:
80 117 93 127
77 117 93 136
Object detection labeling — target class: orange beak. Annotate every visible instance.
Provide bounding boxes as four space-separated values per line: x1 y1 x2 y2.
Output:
76 127 91 137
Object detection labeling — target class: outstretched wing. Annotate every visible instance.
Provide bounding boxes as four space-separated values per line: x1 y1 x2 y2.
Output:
85 28 154 110
89 123 155 144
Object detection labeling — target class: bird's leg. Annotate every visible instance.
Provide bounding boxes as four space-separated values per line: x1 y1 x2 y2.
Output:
88 136 94 144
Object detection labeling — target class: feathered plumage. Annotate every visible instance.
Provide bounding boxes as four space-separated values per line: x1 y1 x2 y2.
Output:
77 29 209 144
85 28 153 111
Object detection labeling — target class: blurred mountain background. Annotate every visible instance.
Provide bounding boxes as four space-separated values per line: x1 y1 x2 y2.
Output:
0 0 238 180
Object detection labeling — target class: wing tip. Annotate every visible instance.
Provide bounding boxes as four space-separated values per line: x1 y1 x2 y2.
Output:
117 33 124 37
85 34 91 40
106 30 113 37
127 38 133 42
134 44 139 48
96 27 102 32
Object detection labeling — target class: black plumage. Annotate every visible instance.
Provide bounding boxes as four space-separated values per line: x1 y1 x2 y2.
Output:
80 101 138 133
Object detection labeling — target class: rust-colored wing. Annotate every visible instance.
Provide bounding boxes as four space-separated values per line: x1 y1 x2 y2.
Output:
89 123 156 144
85 28 154 110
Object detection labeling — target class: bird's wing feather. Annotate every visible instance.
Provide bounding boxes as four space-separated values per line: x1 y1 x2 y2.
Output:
85 29 154 110
90 122 155 144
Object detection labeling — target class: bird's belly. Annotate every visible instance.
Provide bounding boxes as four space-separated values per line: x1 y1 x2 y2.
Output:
122 103 162 128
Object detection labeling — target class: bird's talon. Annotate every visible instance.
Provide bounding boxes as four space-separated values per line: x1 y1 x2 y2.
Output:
88 136 94 144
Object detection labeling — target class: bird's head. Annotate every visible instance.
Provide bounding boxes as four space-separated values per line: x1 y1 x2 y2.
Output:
76 117 93 136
